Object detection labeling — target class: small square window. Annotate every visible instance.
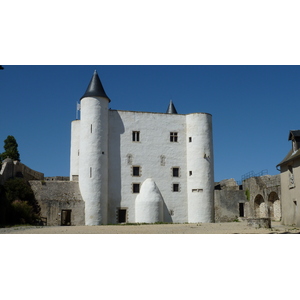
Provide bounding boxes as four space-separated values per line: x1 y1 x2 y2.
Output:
189 171 192 176
132 183 140 193
132 166 140 176
170 132 178 142
172 167 179 177
132 131 140 142
189 137 192 142
173 183 179 192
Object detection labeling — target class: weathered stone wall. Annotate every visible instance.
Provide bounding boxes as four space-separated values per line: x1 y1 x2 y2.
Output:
242 175 281 220
0 159 44 185
29 181 84 226
214 189 247 222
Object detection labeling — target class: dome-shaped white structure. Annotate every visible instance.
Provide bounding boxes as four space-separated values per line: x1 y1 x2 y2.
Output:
135 178 163 223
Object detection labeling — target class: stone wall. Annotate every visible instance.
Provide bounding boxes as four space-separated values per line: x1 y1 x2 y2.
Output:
0 159 44 185
242 175 281 220
29 180 85 226
214 179 247 222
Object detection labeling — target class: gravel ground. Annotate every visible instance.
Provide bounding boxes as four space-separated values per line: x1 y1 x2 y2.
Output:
1 220 299 234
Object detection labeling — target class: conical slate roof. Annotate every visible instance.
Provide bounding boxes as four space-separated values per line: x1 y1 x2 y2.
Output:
80 70 111 102
166 100 178 114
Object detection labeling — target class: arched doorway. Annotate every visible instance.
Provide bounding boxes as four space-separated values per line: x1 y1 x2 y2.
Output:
268 192 281 221
254 194 267 218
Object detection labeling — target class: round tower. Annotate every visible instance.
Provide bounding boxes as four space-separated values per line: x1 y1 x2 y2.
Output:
79 71 110 225
186 113 214 223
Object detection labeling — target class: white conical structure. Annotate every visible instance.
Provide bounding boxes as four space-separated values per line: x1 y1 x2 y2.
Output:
135 178 164 223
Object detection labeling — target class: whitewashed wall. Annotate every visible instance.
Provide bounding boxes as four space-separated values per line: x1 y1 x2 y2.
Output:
70 120 80 181
108 110 188 223
186 113 214 222
79 96 109 225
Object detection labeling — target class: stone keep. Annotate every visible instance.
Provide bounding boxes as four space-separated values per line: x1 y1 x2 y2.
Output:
70 71 214 225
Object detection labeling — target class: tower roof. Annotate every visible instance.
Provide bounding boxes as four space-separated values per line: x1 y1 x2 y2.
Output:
80 70 111 102
166 100 178 114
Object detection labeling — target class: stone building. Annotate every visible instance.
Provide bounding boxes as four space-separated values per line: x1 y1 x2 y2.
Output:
214 175 281 222
277 130 300 226
70 71 215 225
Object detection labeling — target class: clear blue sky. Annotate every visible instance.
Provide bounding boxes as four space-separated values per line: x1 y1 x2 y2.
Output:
1 65 298 182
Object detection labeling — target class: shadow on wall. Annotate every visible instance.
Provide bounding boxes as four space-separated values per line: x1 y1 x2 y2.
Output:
107 111 125 223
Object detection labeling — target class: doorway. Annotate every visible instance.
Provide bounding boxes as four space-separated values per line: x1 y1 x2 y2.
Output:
117 208 127 223
239 203 244 217
61 210 71 226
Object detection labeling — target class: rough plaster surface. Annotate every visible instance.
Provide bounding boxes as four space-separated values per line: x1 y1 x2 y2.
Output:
71 108 215 224
135 178 163 223
186 113 214 222
79 96 109 225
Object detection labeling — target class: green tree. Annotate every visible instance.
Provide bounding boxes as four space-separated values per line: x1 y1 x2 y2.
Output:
0 135 20 163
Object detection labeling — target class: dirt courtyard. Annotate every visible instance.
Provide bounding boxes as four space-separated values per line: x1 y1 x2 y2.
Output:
1 220 299 234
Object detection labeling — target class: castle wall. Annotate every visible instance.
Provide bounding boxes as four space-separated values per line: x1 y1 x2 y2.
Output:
186 113 214 222
0 159 44 185
29 180 84 226
79 96 109 225
107 110 188 223
214 190 246 222
70 120 80 181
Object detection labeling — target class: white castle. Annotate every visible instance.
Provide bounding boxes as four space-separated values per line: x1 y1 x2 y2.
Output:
70 71 214 225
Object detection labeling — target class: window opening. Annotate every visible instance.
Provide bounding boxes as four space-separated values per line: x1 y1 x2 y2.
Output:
170 132 178 142
189 137 192 142
173 183 179 192
90 167 92 178
90 124 93 133
132 131 140 142
132 166 140 176
172 167 179 177
133 183 140 193
189 171 192 176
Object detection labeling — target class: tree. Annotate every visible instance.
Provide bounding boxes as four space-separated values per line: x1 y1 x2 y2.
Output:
0 135 20 162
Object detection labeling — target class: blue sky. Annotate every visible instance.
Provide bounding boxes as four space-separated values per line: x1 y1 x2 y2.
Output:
1 65 298 182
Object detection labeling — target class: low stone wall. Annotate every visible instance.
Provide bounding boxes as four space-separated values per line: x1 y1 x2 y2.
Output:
29 180 85 226
247 218 271 228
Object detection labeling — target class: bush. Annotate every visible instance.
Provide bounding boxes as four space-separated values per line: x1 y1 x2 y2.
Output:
11 200 39 224
1 178 41 225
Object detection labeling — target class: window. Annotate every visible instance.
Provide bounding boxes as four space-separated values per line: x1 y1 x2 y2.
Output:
189 171 192 176
90 167 92 178
132 183 140 193
132 166 140 176
172 167 179 177
173 183 179 192
189 137 192 142
170 132 178 142
132 131 140 142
